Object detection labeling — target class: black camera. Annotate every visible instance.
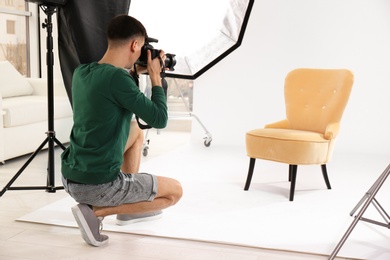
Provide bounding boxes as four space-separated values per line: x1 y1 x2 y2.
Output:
137 37 176 71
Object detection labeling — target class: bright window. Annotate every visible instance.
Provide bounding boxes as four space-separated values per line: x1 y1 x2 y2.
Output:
0 0 29 76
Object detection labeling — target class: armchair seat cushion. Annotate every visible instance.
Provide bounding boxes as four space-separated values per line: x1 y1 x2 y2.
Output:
246 128 330 165
2 96 72 127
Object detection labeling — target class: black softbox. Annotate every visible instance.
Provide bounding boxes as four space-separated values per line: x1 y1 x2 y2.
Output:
57 0 131 105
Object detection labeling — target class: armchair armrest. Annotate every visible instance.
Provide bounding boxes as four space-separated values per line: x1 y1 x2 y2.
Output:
324 122 340 140
27 78 68 97
265 119 290 129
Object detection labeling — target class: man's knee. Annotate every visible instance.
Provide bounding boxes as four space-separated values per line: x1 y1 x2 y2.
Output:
171 179 183 205
157 176 183 205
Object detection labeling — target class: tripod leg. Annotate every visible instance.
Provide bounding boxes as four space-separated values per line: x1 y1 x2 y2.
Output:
349 165 389 216
47 136 56 192
53 136 67 150
329 208 365 260
45 134 66 192
0 138 49 196
329 164 390 260
372 198 390 224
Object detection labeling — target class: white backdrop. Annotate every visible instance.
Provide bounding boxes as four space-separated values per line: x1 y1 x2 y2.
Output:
191 0 390 156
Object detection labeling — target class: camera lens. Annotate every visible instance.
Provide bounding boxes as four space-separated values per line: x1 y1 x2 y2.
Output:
164 54 176 71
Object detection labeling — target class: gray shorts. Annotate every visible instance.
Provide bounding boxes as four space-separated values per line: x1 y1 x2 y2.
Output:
62 172 158 207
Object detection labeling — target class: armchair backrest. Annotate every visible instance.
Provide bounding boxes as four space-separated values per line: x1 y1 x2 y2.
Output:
284 68 353 133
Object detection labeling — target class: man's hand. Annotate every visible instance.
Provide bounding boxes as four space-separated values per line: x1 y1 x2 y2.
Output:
147 49 165 87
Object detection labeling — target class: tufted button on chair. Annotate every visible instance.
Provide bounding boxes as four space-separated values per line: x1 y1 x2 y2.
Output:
244 68 354 201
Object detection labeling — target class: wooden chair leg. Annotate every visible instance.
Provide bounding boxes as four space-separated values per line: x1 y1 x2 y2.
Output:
244 158 256 190
321 164 332 189
289 164 298 201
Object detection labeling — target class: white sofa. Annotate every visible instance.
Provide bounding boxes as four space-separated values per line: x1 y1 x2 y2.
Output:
0 61 73 163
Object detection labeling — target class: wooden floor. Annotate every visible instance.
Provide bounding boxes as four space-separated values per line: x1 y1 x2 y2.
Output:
0 130 354 260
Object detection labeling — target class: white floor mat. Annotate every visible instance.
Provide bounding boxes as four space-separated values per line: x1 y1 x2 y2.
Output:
17 144 390 259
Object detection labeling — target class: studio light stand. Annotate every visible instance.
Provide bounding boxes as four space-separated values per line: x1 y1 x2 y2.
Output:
0 2 66 197
329 163 390 259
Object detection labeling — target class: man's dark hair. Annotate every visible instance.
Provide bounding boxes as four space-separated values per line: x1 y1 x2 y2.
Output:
107 14 147 43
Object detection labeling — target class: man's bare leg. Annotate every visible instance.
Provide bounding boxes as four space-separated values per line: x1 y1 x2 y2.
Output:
113 121 182 224
121 121 144 173
93 176 183 217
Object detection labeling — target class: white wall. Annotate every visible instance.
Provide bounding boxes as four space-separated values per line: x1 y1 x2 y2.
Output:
192 0 390 156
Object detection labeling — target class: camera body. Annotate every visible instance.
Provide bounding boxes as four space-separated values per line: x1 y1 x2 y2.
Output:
137 37 176 71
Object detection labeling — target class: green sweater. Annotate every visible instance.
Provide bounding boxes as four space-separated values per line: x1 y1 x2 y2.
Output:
61 62 167 184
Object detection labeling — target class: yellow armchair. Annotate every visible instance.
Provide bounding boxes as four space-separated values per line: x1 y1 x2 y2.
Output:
245 68 354 201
